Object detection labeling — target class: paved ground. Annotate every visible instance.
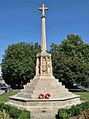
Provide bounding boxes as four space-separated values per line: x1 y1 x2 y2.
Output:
78 86 89 91
0 90 5 95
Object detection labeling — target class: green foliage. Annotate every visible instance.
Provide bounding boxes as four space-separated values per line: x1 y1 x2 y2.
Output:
58 109 69 119
1 42 40 88
1 34 89 88
0 103 30 119
58 101 89 119
18 110 30 119
51 34 89 88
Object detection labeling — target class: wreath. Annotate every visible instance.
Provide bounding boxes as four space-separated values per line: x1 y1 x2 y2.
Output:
45 93 51 99
38 94 44 99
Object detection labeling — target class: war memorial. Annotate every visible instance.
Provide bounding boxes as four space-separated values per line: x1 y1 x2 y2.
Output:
7 3 81 119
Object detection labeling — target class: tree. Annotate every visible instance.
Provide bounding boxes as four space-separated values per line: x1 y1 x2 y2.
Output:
1 42 40 88
51 34 89 88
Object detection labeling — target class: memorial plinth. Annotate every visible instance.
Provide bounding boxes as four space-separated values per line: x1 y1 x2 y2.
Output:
7 3 80 119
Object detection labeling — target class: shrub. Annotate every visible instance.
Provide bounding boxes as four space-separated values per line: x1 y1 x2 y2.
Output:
18 110 30 119
0 103 30 119
8 106 22 119
58 101 89 119
58 109 69 119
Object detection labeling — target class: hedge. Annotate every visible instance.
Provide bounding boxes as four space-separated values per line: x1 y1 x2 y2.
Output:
0 103 30 119
58 101 89 119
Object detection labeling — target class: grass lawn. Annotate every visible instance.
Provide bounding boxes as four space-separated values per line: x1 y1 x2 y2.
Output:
0 90 20 103
74 91 89 101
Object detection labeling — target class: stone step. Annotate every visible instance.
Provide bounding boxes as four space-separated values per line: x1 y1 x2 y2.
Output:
26 79 39 86
17 93 31 98
25 78 64 92
33 85 68 93
21 89 33 94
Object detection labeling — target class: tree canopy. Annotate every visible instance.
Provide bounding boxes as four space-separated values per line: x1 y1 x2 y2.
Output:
1 34 89 89
51 34 89 88
1 42 40 88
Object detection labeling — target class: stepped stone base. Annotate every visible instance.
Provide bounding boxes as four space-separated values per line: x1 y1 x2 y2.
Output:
8 97 80 110
7 76 80 119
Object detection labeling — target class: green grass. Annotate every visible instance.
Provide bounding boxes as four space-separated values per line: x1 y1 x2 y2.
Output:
74 92 89 101
0 90 20 103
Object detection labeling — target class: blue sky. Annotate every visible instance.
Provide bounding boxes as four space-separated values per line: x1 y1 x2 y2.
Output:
0 0 89 68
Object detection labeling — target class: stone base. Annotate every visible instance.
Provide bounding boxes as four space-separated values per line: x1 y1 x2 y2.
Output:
7 97 80 111
7 96 80 119
7 76 80 109
6 76 81 119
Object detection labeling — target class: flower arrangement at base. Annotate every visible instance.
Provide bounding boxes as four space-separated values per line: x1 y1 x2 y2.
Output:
45 93 51 99
38 94 44 99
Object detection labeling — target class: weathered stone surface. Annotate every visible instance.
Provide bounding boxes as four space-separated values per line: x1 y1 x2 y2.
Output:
30 109 57 119
6 3 81 119
7 74 80 111
6 50 81 119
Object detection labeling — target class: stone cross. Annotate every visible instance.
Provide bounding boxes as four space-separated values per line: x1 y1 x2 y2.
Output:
39 4 48 51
